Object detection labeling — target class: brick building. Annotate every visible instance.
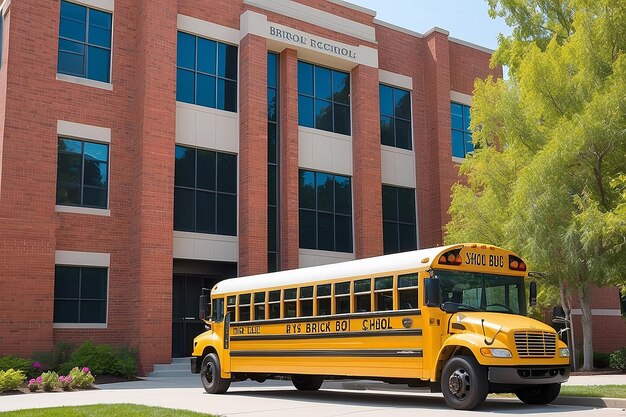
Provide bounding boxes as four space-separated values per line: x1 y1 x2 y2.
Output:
0 0 503 374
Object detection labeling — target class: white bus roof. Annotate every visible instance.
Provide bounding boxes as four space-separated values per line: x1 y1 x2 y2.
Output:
212 244 463 295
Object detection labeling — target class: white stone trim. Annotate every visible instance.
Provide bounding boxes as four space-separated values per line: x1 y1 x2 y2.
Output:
55 250 110 267
244 0 376 43
173 231 238 263
66 0 114 12
56 73 113 91
452 156 465 164
240 10 267 39
57 120 111 143
299 248 355 268
298 126 353 176
327 0 376 16
374 18 423 39
55 205 111 217
451 91 472 106
381 146 416 188
424 27 450 37
570 309 623 317
177 14 240 45
176 102 239 154
379 69 412 90
449 37 494 54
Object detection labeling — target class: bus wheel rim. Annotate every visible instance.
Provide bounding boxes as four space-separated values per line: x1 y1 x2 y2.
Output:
204 362 215 387
448 368 470 399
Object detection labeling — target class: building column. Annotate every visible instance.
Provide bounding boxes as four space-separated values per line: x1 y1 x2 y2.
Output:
132 0 177 374
420 29 451 247
238 34 268 276
279 48 299 270
351 64 383 259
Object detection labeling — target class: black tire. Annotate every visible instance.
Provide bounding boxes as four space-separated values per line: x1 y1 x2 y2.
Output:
201 353 231 394
291 374 324 391
515 383 561 405
441 355 489 410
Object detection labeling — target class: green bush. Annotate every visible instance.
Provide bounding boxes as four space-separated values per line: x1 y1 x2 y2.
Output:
0 356 37 379
0 369 26 392
68 367 95 389
41 371 59 391
609 347 626 370
593 352 610 368
58 341 137 378
33 341 75 372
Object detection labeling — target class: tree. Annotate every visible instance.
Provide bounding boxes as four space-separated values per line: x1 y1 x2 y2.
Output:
447 0 626 370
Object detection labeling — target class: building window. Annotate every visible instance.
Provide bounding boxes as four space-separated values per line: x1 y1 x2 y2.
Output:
621 289 626 316
174 145 237 236
56 138 109 209
297 61 350 135
380 84 412 150
451 102 473 158
268 52 279 272
382 185 417 254
176 31 238 113
54 266 107 324
58 1 112 83
299 170 352 253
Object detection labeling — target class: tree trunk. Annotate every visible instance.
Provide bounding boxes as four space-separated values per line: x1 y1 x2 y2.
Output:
578 283 594 371
558 280 575 369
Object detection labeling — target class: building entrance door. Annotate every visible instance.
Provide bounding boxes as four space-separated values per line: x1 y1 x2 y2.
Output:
172 275 218 358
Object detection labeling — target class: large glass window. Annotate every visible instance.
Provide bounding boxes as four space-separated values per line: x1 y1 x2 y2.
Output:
174 145 237 236
54 266 107 323
56 138 109 209
382 185 416 254
267 52 279 272
298 61 350 135
451 102 473 158
176 31 238 112
58 1 112 83
299 170 352 253
380 84 412 150
621 289 626 316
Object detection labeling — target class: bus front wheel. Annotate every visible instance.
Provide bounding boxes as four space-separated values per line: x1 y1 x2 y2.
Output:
441 355 489 410
201 353 231 394
515 383 561 405
291 374 323 391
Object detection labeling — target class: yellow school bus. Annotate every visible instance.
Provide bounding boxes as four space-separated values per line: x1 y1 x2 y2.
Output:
190 243 570 410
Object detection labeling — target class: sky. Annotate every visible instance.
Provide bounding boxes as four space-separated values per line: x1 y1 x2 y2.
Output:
346 0 512 52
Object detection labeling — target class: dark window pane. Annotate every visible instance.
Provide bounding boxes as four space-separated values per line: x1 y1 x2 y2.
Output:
399 223 417 252
380 115 394 146
298 96 314 128
80 268 107 299
398 188 415 223
61 1 87 23
196 149 216 190
197 37 216 74
177 32 196 70
267 53 277 88
196 74 216 108
376 292 393 311
335 214 352 253
355 294 371 312
314 66 332 100
398 273 418 287
318 298 331 316
87 46 110 83
336 282 350 295
465 132 474 154
84 142 108 162
238 306 250 322
268 206 276 251
59 138 82 154
394 88 411 120
317 284 331 297
268 123 277 164
463 105 471 130
57 184 81 206
254 304 265 320
355 278 371 293
175 146 195 187
254 292 265 303
268 88 277 122
299 210 315 249
316 173 333 212
58 42 85 77
57 153 82 183
174 187 195 231
451 103 464 130
83 187 107 208
333 104 350 135
60 17 86 42
176 68 195 104
334 176 351 215
300 286 313 298
395 119 412 150
196 190 216 234
217 193 236 236
336 296 350 314
382 186 398 221
332 71 350 105
297 61 313 95
375 276 393 290
268 165 276 206
217 79 237 112
88 9 112 48
80 300 106 323
314 99 332 132
284 289 297 300
379 84 393 116
399 290 417 310
217 153 236 193
451 130 465 158
300 300 313 317
218 43 238 80
383 221 399 254
239 294 251 304
83 162 107 187
55 267 80 298
299 170 315 209
54 300 79 323
317 212 334 251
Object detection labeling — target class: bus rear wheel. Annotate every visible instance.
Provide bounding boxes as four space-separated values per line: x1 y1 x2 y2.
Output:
201 353 231 394
441 355 489 410
515 383 561 405
291 374 323 391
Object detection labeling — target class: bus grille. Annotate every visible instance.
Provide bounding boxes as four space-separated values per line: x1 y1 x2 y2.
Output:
514 331 557 358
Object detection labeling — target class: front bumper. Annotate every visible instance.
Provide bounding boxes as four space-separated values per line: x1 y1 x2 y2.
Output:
488 366 570 385
190 356 201 374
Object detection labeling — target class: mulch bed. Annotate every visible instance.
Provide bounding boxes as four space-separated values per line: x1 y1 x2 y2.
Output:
0 375 140 396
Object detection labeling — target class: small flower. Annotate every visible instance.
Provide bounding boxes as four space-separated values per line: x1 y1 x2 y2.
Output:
36 376 43 383
82 367 90 374
29 378 36 384
32 362 41 369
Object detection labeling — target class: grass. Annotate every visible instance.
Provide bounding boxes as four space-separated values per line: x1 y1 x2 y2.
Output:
560 385 626 399
0 404 217 417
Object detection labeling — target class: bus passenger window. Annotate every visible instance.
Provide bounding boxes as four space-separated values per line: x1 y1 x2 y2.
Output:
398 273 418 310
268 290 281 319
284 288 297 318
238 293 251 321
212 297 224 322
317 284 331 316
299 286 313 317
227 295 236 319
335 282 350 314
354 279 372 312
375 276 393 311
254 292 265 321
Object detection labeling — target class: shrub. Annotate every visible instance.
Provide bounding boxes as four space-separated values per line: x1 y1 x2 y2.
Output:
28 376 43 392
33 341 75 372
0 356 40 379
609 347 626 370
41 371 59 392
59 341 137 378
0 369 26 392
69 367 94 389
58 375 73 391
593 352 610 369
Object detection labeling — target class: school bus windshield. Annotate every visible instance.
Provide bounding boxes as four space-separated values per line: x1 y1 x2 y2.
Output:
437 270 527 315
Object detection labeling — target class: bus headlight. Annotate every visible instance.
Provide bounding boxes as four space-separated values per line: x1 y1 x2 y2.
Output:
480 348 512 358
560 348 570 358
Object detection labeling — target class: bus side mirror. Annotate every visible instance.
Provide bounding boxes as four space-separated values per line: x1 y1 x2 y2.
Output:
424 278 441 307
199 294 208 321
529 281 537 307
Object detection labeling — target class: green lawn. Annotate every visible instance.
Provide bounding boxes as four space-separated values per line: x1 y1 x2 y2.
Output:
0 404 216 417
560 385 626 399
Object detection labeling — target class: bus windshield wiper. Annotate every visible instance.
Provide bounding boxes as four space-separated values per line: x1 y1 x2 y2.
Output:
441 301 483 313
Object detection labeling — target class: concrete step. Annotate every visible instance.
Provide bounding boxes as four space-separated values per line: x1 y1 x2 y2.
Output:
152 362 189 372
148 369 193 378
147 358 193 378
171 357 191 365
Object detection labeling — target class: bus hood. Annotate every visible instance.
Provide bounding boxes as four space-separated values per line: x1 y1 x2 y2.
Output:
451 312 556 337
